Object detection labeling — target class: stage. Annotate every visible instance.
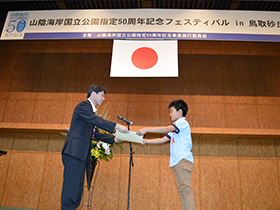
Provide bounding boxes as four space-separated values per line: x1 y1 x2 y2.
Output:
0 207 42 210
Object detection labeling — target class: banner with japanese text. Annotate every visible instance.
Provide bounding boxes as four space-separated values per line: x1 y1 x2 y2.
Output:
1 9 280 41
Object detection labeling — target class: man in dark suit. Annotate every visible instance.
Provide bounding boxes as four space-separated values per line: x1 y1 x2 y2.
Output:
61 84 128 210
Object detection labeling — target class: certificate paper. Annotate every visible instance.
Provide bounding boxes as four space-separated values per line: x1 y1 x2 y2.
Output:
116 130 143 144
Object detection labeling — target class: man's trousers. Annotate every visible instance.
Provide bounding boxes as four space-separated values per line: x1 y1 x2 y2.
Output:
61 154 87 210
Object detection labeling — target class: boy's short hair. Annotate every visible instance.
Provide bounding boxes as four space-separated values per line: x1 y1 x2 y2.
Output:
168 99 188 117
87 84 106 98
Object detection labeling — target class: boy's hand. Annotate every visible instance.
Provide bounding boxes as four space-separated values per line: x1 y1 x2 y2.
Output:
136 129 147 136
142 139 147 145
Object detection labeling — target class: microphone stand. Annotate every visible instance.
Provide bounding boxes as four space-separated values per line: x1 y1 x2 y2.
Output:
126 122 134 210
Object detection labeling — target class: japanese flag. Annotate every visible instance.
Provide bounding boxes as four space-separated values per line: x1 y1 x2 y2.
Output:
110 40 178 77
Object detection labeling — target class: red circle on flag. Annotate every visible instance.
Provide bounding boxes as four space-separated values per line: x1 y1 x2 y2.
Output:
131 47 158 69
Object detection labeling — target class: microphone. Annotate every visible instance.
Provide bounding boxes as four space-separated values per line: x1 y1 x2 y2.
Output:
117 116 133 125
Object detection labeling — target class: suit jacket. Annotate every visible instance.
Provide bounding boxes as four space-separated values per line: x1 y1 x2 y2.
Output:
62 100 116 162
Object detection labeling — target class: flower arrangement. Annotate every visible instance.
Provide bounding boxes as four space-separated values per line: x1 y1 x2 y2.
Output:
60 106 122 162
91 138 112 161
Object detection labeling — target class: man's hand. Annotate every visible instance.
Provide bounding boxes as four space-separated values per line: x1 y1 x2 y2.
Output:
115 124 129 133
114 137 122 143
113 133 122 142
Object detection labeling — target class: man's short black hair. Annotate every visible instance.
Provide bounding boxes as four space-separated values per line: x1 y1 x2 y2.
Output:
168 99 188 117
87 84 106 98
